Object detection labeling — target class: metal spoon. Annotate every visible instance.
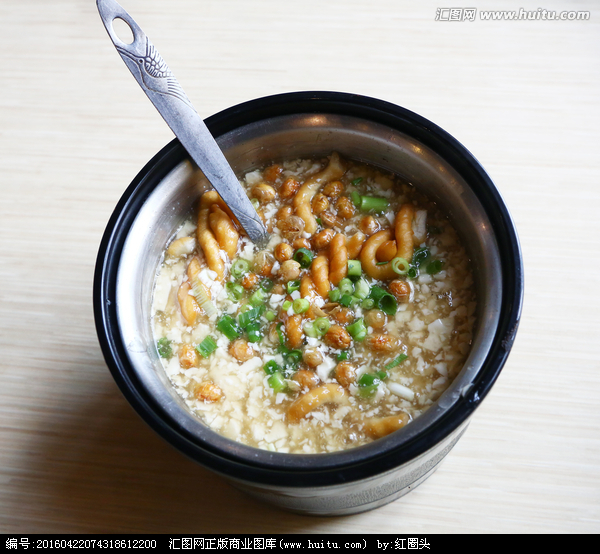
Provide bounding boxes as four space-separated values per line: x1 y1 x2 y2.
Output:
96 0 268 245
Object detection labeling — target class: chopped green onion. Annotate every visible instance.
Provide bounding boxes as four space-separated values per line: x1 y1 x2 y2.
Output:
304 318 330 338
216 315 242 341
339 294 356 307
264 360 281 375
359 384 379 398
276 323 285 346
156 337 172 359
282 300 292 311
260 278 274 292
407 267 418 279
337 350 350 361
358 371 387 386
369 286 387 301
292 298 310 314
358 373 379 387
385 353 409 370
347 260 362 277
196 336 217 358
316 217 322 227
287 280 300 294
314 317 331 336
246 322 262 343
268 372 287 393
286 350 303 364
249 288 268 307
282 350 303 374
226 282 244 301
238 305 263 328
391 257 410 275
353 278 370 300
329 288 341 302
412 247 430 267
351 177 363 186
361 298 375 310
231 259 250 279
250 198 260 210
264 310 276 322
339 278 354 296
359 196 389 213
351 191 362 207
369 286 397 316
303 321 317 338
378 293 397 316
293 248 315 269
358 371 387 397
273 343 302 375
426 260 444 275
346 318 367 341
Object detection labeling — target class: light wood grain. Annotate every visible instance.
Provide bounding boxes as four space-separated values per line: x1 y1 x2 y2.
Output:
1 0 599 534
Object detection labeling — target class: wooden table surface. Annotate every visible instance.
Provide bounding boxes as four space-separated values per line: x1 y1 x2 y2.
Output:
1 0 598 534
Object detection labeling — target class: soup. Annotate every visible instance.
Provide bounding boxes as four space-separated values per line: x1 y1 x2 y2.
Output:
151 153 476 454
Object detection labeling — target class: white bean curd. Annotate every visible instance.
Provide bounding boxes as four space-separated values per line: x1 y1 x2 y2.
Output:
152 153 476 453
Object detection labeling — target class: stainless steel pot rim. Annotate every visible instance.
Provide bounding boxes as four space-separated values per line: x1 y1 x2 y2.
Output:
94 91 523 487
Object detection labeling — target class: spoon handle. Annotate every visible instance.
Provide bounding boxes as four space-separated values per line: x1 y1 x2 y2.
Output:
96 0 268 245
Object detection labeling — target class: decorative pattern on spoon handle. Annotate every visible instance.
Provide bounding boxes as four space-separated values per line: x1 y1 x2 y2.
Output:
115 38 195 110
